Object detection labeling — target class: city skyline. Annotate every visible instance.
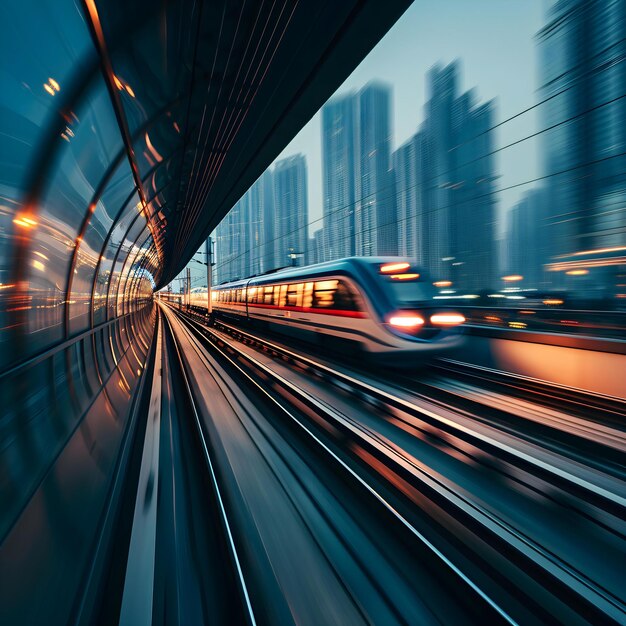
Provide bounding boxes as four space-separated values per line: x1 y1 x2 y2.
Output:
275 0 544 237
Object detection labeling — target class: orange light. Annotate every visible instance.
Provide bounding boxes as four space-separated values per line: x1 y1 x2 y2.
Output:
43 83 55 96
485 315 501 322
566 269 589 276
48 78 60 92
389 273 420 280
572 246 626 257
113 75 123 90
543 299 564 305
433 280 452 288
125 85 136 98
380 262 410 273
145 132 163 162
13 216 37 228
509 321 527 329
502 275 523 282
430 313 465 325
389 314 425 328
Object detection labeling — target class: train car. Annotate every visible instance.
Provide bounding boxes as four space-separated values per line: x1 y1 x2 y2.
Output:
192 258 465 364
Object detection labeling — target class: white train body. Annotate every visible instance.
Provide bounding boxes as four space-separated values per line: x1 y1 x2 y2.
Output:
189 257 464 364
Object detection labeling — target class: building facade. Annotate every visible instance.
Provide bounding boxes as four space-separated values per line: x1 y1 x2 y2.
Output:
393 132 424 262
357 82 397 256
321 93 358 261
273 154 308 268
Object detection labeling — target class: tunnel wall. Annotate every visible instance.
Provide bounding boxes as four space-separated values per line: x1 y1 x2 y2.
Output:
0 2 162 620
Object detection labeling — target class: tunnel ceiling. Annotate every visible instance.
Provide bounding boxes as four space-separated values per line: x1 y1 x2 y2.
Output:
86 0 412 287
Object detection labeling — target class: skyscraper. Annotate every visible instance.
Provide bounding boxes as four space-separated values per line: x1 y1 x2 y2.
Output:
214 196 247 284
506 188 550 289
357 82 397 256
273 154 308 268
538 0 626 259
321 93 358 261
420 61 497 290
248 170 274 275
393 132 424 262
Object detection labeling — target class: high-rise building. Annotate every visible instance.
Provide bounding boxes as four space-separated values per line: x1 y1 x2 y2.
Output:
394 132 424 262
357 82 397 256
506 188 550 289
420 61 497 290
273 154 308 268
313 228 324 266
321 93 358 261
450 91 497 291
248 170 274 275
214 194 247 284
538 0 626 262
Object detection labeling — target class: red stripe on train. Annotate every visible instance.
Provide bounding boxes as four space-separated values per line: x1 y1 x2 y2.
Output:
217 302 367 319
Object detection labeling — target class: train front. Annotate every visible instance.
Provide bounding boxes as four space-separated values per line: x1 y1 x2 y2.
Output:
364 259 466 365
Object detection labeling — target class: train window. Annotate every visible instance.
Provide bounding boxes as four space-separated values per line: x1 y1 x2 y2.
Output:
314 280 338 308
273 285 280 306
264 286 274 305
303 282 314 308
287 282 303 307
313 279 361 311
334 281 361 311
247 287 256 303
278 284 287 307
387 279 434 304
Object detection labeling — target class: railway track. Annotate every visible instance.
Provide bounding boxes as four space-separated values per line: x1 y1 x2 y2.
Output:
172 306 626 624
196 311 625 476
162 304 520 624
111 308 254 625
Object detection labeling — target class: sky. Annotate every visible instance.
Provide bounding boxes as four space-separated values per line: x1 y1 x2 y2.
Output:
275 0 546 238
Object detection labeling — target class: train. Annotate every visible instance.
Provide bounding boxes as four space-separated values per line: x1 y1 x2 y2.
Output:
189 257 466 364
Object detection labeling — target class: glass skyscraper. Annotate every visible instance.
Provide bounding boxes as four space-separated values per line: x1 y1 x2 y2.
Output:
273 154 308 268
357 82 397 257
321 93 358 262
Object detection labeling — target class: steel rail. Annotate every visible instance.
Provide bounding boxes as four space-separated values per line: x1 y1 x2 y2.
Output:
159 306 257 626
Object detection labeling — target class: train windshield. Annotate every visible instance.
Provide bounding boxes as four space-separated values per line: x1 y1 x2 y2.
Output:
387 279 435 304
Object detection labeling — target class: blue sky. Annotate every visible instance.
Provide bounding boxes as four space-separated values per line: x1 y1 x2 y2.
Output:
276 0 546 237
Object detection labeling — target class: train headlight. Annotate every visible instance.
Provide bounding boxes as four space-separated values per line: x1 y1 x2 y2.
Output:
380 262 410 273
388 313 425 328
430 313 465 326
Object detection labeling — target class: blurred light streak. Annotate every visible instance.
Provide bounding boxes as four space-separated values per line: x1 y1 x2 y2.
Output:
389 273 420 280
13 216 37 228
430 313 465 325
380 262 410 273
388 314 425 327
